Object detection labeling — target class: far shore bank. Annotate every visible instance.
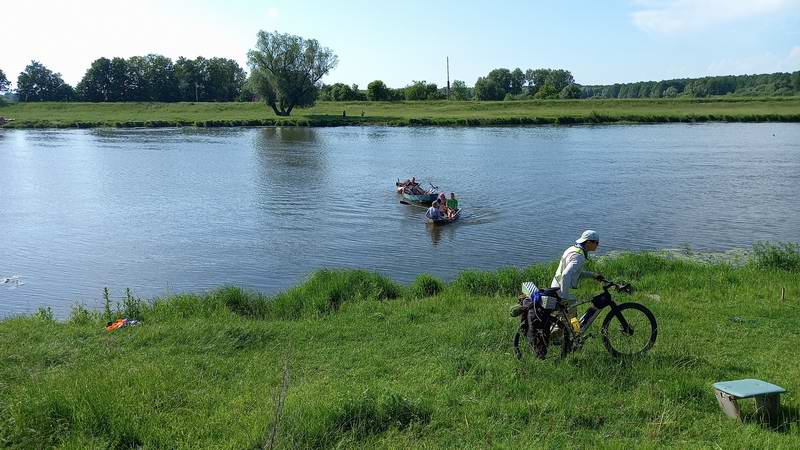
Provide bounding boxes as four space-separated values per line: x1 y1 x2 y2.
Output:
2 97 799 129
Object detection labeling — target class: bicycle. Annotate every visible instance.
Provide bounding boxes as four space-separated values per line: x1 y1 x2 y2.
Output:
512 280 657 360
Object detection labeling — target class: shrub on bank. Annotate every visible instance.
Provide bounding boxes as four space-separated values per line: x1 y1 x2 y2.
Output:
268 269 401 320
751 241 800 272
408 274 444 298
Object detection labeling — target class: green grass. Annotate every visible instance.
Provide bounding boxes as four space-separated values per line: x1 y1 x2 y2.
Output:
1 97 799 129
1 250 799 448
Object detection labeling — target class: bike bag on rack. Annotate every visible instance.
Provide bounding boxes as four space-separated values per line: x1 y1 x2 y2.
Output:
521 282 560 310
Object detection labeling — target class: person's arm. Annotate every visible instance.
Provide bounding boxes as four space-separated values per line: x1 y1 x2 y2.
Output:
581 268 597 280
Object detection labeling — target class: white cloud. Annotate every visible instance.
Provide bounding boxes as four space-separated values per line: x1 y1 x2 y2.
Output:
631 0 800 34
707 46 800 75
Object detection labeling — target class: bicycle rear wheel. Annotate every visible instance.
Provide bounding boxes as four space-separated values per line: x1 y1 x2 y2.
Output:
601 302 657 358
514 319 571 362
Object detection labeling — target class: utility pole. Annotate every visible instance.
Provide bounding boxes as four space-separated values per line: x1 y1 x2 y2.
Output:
446 57 451 100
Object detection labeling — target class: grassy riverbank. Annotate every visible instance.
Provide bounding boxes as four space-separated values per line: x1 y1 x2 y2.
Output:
1 97 800 129
1 249 799 448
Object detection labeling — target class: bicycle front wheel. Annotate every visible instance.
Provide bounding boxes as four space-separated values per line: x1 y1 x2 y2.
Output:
601 303 657 358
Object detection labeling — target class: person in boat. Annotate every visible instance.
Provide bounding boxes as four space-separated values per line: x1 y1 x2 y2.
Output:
438 199 449 218
446 193 459 218
398 177 418 188
408 183 426 195
426 201 443 221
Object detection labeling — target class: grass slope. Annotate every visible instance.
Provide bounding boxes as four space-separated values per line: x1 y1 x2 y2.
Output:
0 252 799 448
1 97 799 129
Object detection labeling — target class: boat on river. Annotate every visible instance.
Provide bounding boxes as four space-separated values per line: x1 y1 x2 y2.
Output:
427 209 461 225
402 190 439 204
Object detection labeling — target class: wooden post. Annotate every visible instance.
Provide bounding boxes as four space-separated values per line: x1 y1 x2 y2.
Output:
780 287 785 301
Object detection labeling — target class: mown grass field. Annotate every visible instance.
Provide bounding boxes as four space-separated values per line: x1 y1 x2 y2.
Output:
1 250 799 448
1 97 799 129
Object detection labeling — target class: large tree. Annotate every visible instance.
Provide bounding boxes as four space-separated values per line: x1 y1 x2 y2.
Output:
17 61 73 101
144 54 178 102
404 80 440 100
367 80 391 101
473 77 504 101
247 31 338 116
450 80 470 101
205 58 247 102
76 57 113 101
175 57 207 101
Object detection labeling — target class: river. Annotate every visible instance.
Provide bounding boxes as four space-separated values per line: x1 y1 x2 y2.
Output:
1 123 798 317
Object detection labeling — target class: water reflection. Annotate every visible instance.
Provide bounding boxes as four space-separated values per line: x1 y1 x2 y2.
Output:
251 128 330 222
426 222 459 246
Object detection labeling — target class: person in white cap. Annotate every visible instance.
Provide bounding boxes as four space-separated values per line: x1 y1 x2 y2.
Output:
526 230 605 358
551 230 605 309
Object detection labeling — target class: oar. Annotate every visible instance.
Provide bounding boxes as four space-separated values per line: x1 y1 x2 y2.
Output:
400 200 429 209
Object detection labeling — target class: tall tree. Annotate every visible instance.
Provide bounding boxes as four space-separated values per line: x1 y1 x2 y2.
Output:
367 80 391 101
0 68 9 94
510 68 525 95
450 80 470 100
205 58 247 101
404 80 439 100
76 57 113 101
247 30 338 116
143 54 178 102
175 56 206 101
16 61 73 101
473 77 504 100
125 56 149 101
527 68 551 95
546 69 574 93
107 57 129 101
485 68 512 94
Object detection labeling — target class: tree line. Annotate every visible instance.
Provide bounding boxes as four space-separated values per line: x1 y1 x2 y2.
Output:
3 56 248 103
581 72 800 99
2 29 799 114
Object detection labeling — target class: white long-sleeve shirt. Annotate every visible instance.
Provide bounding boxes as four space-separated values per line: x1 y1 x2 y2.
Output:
550 245 596 302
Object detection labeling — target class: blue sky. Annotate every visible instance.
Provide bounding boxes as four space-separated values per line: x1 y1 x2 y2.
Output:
2 0 799 89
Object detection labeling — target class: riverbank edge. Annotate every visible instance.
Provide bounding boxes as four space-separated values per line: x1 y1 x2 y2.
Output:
2 112 800 129
1 245 791 322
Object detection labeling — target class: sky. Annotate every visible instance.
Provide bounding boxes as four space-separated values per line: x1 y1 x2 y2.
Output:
1 0 799 89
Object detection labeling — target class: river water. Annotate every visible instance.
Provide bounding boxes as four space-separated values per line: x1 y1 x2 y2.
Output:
1 123 798 317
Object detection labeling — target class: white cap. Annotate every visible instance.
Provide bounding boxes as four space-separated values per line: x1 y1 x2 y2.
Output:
576 230 599 244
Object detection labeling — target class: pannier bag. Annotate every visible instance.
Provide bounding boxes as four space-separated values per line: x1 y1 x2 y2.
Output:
521 282 559 310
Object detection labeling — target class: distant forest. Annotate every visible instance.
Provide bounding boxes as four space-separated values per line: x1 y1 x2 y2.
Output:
1 57 798 103
582 72 800 99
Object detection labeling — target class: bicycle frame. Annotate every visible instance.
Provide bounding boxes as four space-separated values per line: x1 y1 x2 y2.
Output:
547 283 633 344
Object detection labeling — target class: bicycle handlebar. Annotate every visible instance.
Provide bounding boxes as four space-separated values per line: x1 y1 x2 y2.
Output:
602 280 632 294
